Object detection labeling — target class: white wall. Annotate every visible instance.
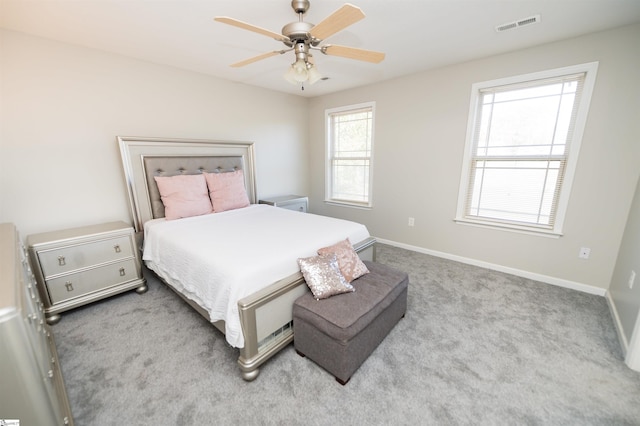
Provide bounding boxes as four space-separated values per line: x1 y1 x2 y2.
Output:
608 175 640 366
0 30 309 238
3 25 639 294
308 24 640 291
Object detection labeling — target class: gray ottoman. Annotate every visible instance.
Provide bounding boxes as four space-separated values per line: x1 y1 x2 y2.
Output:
293 261 408 385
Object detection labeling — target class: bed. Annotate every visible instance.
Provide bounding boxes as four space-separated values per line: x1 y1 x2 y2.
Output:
118 136 376 381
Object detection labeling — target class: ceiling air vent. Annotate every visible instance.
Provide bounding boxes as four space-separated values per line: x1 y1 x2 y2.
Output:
495 15 541 32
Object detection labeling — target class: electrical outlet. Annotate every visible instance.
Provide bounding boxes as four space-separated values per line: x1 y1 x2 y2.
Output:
629 270 636 289
408 217 415 227
579 247 591 259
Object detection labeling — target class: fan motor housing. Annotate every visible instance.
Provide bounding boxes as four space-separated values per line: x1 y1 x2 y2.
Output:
282 21 315 45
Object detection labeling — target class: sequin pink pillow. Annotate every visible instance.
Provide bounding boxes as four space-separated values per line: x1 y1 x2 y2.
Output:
298 254 355 300
154 174 213 220
317 238 369 283
204 170 250 212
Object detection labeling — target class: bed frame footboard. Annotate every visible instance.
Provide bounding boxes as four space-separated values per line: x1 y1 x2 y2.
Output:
236 236 376 381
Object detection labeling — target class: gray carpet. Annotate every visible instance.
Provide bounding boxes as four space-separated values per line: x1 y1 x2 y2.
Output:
53 244 640 425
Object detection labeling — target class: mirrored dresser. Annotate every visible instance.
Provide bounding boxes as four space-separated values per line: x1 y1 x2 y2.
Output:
0 223 74 425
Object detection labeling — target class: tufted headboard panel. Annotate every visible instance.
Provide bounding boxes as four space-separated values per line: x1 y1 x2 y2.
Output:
143 156 244 219
118 137 257 232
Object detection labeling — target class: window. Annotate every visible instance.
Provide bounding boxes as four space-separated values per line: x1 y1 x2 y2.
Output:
325 102 375 207
456 62 598 236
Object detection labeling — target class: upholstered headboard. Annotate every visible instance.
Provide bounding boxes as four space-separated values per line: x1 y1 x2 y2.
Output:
118 137 257 232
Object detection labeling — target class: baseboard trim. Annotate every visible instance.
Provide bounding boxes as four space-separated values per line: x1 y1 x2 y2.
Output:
375 238 606 297
605 291 629 357
625 314 640 371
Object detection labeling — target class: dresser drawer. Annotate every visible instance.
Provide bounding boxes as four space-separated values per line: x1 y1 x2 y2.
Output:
37 235 133 277
46 259 138 304
2 224 75 426
18 247 53 382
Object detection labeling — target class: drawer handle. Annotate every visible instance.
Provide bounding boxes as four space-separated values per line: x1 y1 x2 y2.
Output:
58 255 66 266
114 244 121 253
65 281 74 292
119 267 126 276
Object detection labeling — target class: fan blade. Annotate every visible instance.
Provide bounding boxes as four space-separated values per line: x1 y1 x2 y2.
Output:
230 51 284 68
322 44 385 63
309 4 365 41
214 16 286 42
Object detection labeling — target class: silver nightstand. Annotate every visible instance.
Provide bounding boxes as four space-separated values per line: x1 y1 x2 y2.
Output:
27 221 147 324
259 195 308 213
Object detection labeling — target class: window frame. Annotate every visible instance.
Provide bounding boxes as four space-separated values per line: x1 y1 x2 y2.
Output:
455 62 599 237
325 102 376 208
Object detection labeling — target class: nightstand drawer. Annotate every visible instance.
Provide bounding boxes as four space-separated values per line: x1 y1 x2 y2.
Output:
37 235 133 277
259 195 308 213
281 200 307 212
46 258 138 304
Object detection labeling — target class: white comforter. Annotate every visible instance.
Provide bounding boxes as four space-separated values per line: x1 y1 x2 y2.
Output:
142 204 370 348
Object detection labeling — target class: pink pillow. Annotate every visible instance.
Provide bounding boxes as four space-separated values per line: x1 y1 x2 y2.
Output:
317 238 369 283
154 174 213 220
204 170 250 212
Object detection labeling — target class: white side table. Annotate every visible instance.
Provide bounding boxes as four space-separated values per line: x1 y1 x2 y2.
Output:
259 195 308 213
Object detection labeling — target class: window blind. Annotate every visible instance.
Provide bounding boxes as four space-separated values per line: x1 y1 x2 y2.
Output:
465 73 586 228
327 105 373 206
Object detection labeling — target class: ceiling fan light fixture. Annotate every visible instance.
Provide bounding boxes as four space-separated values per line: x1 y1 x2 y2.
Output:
292 58 308 82
284 59 321 85
284 59 309 84
307 64 322 85
284 67 298 85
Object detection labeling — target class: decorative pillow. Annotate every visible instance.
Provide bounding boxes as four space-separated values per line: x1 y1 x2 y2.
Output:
153 174 213 220
317 238 369 282
204 170 250 213
298 254 355 300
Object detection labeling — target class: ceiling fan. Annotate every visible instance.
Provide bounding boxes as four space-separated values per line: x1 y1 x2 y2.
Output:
214 0 385 87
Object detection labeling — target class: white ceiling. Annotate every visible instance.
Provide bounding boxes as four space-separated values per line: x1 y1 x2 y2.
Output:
2 0 640 98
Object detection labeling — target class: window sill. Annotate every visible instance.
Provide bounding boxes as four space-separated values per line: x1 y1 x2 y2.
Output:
324 200 372 210
454 217 563 238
